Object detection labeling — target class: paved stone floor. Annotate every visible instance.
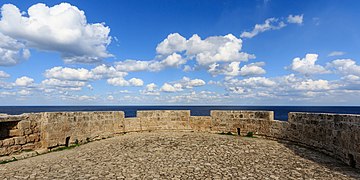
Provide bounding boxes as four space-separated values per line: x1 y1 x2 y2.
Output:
0 132 359 179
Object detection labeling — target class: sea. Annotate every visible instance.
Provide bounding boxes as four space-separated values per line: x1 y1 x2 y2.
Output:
1 106 360 121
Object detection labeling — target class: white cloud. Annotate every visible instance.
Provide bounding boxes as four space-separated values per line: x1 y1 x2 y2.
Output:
0 70 10 78
293 79 331 91
44 66 96 81
77 95 96 101
0 33 30 66
240 18 286 38
226 77 276 88
18 89 31 95
114 53 185 72
41 78 86 91
208 62 266 77
328 51 345 57
187 34 254 65
91 64 127 78
0 3 112 64
156 33 186 55
327 59 360 76
107 95 114 101
288 54 329 75
287 14 303 24
160 83 183 93
180 77 206 88
140 83 160 95
15 76 34 86
157 33 255 65
107 77 143 87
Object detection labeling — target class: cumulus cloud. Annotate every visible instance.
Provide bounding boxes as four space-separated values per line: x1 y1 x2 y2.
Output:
0 70 10 78
240 18 286 38
140 83 160 95
208 62 266 77
160 83 183 93
0 33 30 66
107 77 143 87
287 14 303 24
327 59 360 77
0 3 112 64
293 79 331 91
288 54 329 75
44 66 96 81
160 77 206 93
15 76 34 86
156 33 255 65
115 53 185 72
91 64 127 78
41 78 86 91
18 89 31 96
328 51 345 57
156 33 186 55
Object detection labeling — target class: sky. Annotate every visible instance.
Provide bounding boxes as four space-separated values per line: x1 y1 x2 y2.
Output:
0 0 360 105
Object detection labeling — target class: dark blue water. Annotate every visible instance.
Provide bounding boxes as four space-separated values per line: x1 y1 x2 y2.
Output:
0 106 359 121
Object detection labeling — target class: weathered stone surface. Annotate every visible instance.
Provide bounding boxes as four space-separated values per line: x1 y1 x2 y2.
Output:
0 132 359 179
26 134 39 143
0 110 359 171
13 136 26 145
2 138 14 146
8 129 22 136
22 143 35 151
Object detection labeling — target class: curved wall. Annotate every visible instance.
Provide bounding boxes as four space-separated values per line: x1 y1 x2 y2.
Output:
0 110 359 169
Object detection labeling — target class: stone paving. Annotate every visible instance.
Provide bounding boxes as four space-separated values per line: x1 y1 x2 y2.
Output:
0 132 359 179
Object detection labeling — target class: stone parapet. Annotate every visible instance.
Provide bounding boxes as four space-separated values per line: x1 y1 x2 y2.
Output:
0 110 359 169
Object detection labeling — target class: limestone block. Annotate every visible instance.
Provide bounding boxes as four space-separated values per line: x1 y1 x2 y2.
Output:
22 143 35 151
27 134 40 143
2 138 14 146
0 147 9 156
14 136 27 145
17 120 31 130
9 129 22 136
0 140 2 147
9 145 22 153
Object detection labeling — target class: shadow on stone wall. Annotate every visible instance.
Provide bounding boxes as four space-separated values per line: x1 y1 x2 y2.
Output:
278 140 360 178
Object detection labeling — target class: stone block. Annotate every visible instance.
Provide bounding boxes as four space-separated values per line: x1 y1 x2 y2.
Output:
0 140 2 147
27 134 40 143
9 145 22 153
22 143 35 151
17 120 31 130
14 136 27 145
2 138 14 146
0 147 9 156
9 129 22 136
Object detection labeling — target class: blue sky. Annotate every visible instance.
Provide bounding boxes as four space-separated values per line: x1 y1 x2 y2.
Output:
0 0 360 105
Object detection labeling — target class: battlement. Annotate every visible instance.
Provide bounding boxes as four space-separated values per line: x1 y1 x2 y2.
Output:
0 110 359 169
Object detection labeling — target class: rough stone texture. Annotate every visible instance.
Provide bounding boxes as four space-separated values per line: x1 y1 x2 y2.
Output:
210 110 274 136
0 132 359 179
41 111 125 148
189 116 212 132
286 112 360 169
124 118 141 132
1 110 360 171
137 110 191 131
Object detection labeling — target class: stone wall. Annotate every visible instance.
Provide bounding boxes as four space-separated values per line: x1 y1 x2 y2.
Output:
0 114 42 156
41 111 124 148
0 110 359 169
210 110 274 136
285 113 360 169
137 110 191 131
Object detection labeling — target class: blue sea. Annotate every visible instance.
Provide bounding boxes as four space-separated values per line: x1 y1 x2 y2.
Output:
0 106 359 121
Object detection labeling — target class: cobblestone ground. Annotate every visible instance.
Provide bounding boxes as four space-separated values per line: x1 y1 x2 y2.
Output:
0 132 359 179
